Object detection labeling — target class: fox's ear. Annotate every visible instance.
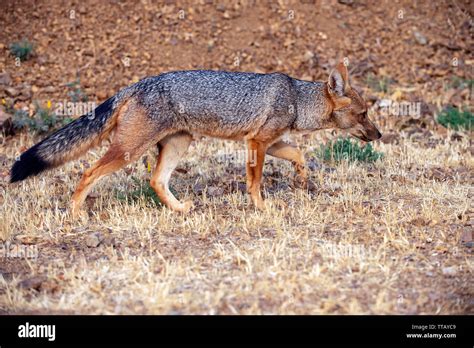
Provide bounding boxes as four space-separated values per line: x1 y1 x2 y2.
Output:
328 62 350 97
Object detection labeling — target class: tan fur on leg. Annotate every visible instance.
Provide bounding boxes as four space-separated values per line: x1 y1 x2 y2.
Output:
246 140 268 210
267 140 307 188
71 145 128 218
150 132 193 212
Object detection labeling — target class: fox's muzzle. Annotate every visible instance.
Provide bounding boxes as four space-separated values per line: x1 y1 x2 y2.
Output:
351 120 382 142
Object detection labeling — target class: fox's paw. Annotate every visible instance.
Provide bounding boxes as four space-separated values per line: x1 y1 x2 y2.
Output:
175 200 194 213
252 198 267 211
70 204 88 221
294 175 308 189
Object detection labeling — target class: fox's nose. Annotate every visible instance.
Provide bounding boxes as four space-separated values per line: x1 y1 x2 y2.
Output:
375 130 382 140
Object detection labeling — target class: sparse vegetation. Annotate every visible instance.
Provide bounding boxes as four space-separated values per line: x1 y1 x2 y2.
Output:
11 101 72 134
9 40 34 61
317 137 383 164
448 76 474 91
366 73 394 94
437 107 473 131
116 177 166 207
1 134 472 314
66 79 88 103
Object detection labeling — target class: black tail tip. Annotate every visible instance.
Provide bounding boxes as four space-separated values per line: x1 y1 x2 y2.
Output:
10 147 50 183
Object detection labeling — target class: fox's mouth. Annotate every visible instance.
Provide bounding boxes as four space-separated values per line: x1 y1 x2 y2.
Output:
350 130 371 142
350 127 382 142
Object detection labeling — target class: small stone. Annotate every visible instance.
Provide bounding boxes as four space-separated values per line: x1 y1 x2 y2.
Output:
18 275 47 290
5 87 19 97
18 87 32 101
44 86 55 93
96 90 108 100
207 186 224 197
0 72 11 85
37 55 48 65
303 50 314 62
102 236 116 247
85 232 103 248
193 183 205 195
442 266 457 276
0 107 13 134
414 31 428 45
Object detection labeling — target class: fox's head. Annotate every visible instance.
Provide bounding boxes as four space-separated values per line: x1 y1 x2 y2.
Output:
326 62 382 142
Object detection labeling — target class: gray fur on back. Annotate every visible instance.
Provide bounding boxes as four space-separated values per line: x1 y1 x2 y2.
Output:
130 70 330 140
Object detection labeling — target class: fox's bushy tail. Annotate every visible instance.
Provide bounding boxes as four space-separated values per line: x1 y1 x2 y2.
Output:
10 94 125 183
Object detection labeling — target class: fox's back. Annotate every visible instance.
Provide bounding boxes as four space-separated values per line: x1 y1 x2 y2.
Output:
135 70 297 139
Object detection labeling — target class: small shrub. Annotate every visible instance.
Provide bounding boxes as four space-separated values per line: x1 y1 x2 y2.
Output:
9 40 34 61
12 101 73 134
366 73 394 94
66 79 88 102
317 137 383 164
437 107 473 131
448 76 474 90
116 177 178 207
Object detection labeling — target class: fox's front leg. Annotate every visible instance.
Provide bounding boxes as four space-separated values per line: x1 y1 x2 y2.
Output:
266 140 307 188
246 140 267 210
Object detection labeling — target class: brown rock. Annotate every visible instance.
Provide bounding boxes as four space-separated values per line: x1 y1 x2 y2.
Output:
0 72 11 85
96 90 108 100
0 107 13 135
5 87 19 97
207 186 224 197
85 232 103 248
18 275 47 290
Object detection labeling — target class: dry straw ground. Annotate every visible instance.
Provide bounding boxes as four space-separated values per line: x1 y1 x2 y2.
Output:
0 0 473 314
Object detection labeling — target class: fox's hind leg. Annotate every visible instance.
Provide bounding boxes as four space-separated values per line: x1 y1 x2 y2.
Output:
267 140 307 188
71 100 164 218
71 144 129 217
150 132 193 212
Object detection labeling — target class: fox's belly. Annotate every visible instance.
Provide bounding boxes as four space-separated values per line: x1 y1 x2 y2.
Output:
179 111 268 141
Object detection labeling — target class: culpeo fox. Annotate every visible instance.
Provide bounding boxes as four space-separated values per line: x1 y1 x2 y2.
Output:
10 62 381 216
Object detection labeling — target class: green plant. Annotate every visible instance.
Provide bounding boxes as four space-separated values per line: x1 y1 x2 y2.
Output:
317 137 384 164
448 76 474 90
12 102 72 134
366 73 394 94
116 177 178 207
11 109 31 130
9 40 34 61
437 107 473 131
66 79 88 102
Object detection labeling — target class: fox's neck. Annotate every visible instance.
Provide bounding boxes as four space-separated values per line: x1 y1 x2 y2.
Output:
292 80 334 132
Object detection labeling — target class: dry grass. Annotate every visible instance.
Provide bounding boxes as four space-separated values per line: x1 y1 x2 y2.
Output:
0 130 472 314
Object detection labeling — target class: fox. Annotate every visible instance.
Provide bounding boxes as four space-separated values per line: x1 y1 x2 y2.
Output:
10 62 381 217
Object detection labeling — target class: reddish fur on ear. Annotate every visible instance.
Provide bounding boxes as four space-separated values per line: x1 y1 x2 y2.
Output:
328 61 350 97
327 61 352 110
335 61 349 87
333 96 351 110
